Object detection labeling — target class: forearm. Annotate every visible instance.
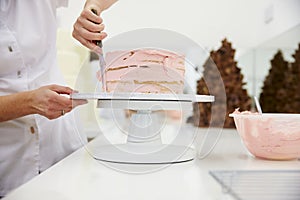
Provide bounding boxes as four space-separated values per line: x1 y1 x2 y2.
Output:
0 91 34 122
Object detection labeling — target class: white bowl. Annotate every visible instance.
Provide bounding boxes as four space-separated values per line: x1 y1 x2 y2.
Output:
230 112 300 160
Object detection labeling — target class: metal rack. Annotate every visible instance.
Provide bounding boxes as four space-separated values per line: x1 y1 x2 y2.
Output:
210 170 300 200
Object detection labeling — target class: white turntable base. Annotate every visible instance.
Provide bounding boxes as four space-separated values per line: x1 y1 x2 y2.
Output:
90 144 195 164
71 93 214 164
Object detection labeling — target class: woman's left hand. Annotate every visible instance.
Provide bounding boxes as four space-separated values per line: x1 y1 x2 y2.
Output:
72 0 117 52
72 8 106 53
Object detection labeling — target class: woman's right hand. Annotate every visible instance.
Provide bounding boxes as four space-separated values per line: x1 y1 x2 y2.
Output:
29 85 87 120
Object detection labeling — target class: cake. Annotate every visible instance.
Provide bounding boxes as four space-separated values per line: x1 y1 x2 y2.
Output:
97 49 185 93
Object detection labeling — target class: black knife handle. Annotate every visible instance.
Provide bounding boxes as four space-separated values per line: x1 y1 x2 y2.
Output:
91 9 103 48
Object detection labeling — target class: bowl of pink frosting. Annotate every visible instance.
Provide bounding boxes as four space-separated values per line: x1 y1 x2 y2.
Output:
230 109 300 160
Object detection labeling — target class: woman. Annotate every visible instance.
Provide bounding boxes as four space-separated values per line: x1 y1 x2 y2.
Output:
0 0 116 197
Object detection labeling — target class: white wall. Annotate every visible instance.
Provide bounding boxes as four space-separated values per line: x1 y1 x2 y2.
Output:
253 0 300 49
57 0 300 50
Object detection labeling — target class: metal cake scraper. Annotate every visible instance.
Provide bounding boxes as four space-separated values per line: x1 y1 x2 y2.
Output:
91 9 106 92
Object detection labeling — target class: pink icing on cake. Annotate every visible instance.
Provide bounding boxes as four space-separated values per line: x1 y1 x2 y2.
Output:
97 49 185 93
230 109 300 160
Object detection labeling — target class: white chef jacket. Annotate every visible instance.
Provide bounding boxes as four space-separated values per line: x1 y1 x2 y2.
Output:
0 0 87 196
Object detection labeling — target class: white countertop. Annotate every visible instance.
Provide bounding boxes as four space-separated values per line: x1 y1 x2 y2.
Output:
3 122 300 200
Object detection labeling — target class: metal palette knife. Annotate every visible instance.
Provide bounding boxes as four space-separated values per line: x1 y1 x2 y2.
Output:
91 9 106 91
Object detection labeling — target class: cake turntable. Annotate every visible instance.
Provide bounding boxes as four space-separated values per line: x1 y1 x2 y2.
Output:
71 92 214 164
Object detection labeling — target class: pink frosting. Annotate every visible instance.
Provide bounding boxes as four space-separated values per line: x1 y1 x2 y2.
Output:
231 109 300 160
98 49 185 93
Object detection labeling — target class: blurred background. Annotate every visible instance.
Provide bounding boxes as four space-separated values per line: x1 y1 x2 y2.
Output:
55 0 300 137
57 0 300 97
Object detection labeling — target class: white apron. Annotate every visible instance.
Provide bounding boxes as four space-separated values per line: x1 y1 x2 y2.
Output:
0 0 87 196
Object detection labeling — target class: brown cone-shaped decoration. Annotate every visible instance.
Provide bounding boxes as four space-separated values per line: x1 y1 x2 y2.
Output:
289 43 300 113
259 50 290 113
193 39 251 128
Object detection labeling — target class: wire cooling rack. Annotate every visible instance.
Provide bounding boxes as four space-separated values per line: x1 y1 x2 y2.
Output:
209 170 300 200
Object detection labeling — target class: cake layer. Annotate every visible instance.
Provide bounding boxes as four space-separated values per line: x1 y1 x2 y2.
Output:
98 49 185 94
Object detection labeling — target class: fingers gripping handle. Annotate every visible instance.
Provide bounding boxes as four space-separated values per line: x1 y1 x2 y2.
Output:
91 9 103 48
